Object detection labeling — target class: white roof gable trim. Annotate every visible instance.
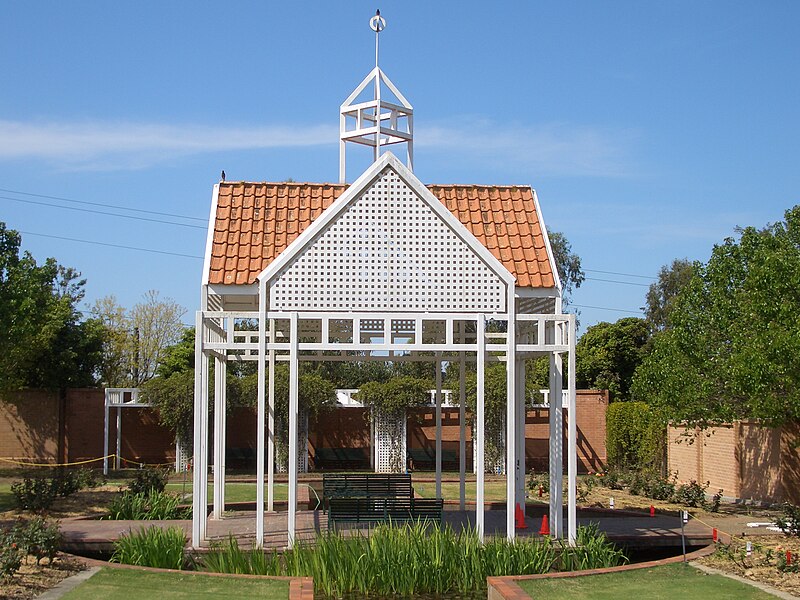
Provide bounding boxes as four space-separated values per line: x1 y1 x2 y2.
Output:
258 152 515 313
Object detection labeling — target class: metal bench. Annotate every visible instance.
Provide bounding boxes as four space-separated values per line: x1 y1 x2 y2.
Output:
327 496 444 529
322 473 414 509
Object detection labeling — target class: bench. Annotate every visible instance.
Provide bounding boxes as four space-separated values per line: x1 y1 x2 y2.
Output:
408 448 459 471
225 447 255 469
322 473 413 509
313 447 369 470
328 496 444 529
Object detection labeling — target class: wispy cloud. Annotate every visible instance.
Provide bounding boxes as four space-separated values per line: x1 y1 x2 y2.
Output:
0 117 638 177
419 119 640 178
0 119 338 170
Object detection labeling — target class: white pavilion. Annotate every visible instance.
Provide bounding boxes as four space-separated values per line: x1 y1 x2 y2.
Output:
191 13 577 550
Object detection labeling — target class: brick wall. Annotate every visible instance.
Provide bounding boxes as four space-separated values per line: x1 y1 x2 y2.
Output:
668 421 798 504
0 390 60 462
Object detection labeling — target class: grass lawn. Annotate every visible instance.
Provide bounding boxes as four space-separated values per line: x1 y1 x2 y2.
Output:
62 567 289 600
0 483 14 511
517 563 777 600
413 480 507 502
164 482 290 504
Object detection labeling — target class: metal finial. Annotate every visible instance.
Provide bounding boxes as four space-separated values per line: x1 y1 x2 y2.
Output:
370 9 386 68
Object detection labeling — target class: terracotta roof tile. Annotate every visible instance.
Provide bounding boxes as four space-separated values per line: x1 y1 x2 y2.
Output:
208 182 555 289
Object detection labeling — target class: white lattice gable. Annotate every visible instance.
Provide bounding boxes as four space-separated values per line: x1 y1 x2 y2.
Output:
260 153 513 313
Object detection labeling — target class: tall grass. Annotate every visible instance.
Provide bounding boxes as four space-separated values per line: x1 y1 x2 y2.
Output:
200 522 624 597
111 526 188 570
106 490 190 520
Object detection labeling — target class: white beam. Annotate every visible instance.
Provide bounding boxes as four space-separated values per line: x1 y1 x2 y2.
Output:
476 314 486 541
191 311 204 548
268 319 276 512
288 312 299 548
567 315 577 545
506 298 517 541
212 357 226 519
516 358 527 511
549 352 563 539
435 354 442 498
459 352 466 511
256 287 267 546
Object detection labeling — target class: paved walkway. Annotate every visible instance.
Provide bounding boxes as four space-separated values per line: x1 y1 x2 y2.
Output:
60 507 714 552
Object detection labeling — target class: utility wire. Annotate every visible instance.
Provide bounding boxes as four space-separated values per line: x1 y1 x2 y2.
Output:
583 276 650 288
20 230 204 260
571 303 644 314
2 196 206 230
0 186 207 222
584 268 655 280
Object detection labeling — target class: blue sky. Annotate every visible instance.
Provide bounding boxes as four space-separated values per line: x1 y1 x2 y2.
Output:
2 1 798 332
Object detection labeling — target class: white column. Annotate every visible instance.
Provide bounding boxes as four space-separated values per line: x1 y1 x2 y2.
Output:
459 352 466 511
516 358 527 511
476 314 486 541
288 313 299 548
103 399 109 476
256 289 267 546
116 408 121 469
435 354 442 498
505 308 517 541
567 315 578 545
268 319 276 512
549 352 563 539
212 357 226 519
192 311 208 548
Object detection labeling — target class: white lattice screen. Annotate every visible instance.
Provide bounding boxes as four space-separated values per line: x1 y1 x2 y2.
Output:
473 420 506 475
373 410 407 474
270 168 506 312
276 411 309 474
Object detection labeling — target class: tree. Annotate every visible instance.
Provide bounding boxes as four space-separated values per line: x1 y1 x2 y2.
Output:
548 231 585 307
632 206 800 426
575 317 650 401
643 258 695 331
93 291 186 386
0 223 101 394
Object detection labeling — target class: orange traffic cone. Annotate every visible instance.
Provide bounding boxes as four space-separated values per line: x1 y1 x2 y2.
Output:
539 514 550 536
515 503 528 530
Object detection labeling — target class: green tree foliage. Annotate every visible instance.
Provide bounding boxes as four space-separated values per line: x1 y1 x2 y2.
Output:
358 376 430 417
575 318 650 401
0 224 102 394
643 258 696 331
92 292 186 386
632 206 800 426
548 231 585 307
605 401 665 470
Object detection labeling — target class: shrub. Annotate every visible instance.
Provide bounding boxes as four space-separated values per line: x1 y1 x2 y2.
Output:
11 476 56 511
128 467 169 495
606 402 665 470
527 471 550 495
111 526 187 570
673 480 708 508
775 503 800 537
13 517 62 565
559 523 628 570
107 490 190 521
0 528 23 581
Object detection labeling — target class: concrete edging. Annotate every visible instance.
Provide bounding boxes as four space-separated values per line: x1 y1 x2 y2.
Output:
62 552 313 600
487 544 716 600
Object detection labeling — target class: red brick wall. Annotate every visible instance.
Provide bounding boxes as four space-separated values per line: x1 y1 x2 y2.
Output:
668 421 798 503
0 390 60 462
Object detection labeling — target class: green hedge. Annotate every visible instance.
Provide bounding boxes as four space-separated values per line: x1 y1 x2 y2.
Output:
606 401 665 471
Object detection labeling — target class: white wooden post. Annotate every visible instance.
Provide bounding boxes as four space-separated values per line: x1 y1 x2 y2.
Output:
288 313 299 548
476 314 486 541
268 318 276 512
192 311 208 548
435 353 442 498
549 351 563 539
459 352 466 511
212 357 226 518
115 407 121 469
567 315 577 545
516 358 527 511
506 303 517 540
256 287 267 546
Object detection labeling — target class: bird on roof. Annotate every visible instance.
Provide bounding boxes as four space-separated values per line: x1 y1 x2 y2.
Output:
221 170 226 182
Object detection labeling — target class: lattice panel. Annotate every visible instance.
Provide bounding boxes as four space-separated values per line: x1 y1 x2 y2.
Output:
473 419 506 475
270 168 506 312
373 410 407 474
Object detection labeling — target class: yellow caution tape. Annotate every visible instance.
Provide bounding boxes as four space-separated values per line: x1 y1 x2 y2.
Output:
0 455 116 467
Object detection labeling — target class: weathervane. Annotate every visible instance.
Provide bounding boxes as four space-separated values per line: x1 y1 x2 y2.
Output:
370 9 386 69
339 9 413 183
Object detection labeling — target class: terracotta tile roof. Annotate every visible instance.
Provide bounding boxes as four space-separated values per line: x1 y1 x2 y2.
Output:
208 182 556 289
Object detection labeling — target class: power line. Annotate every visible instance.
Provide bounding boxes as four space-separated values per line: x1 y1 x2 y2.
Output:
584 268 655 280
20 230 204 260
0 186 207 222
2 195 206 230
584 276 650 288
571 303 644 314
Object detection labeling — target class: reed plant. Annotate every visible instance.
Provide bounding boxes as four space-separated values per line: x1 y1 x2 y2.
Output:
107 490 190 520
201 521 623 597
111 525 188 570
